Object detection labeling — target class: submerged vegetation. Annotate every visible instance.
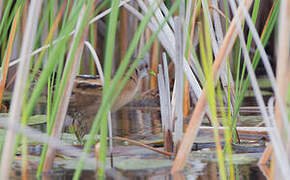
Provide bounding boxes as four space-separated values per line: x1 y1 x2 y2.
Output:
0 0 289 179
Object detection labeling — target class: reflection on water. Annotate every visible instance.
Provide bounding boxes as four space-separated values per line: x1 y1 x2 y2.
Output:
196 162 266 180
10 106 267 179
112 108 162 139
11 169 96 180
11 163 267 180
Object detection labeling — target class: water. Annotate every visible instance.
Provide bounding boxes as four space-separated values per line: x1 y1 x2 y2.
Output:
112 108 162 139
10 106 267 179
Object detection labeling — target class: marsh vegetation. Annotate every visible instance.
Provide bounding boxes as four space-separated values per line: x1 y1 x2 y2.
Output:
0 0 289 179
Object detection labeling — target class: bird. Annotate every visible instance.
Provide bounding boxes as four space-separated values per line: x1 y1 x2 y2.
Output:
66 59 149 141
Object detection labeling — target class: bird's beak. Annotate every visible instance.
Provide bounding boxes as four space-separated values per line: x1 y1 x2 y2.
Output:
138 68 148 79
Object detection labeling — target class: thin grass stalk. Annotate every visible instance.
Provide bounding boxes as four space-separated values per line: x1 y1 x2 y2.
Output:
43 5 90 172
0 7 21 150
0 0 23 62
21 2 84 130
90 0 109 27
89 20 97 74
0 1 43 179
53 0 84 106
84 41 114 161
259 1 289 169
103 0 121 114
0 0 3 22
199 12 226 179
31 0 67 79
224 0 235 157
45 70 54 131
35 2 89 175
0 115 96 163
136 0 209 119
73 1 182 178
183 0 202 112
48 0 54 28
211 1 236 115
171 0 253 171
0 7 21 109
18 82 33 180
22 4 67 137
217 84 235 179
98 0 120 177
211 1 236 141
34 2 52 49
235 0 260 97
202 0 235 124
0 0 14 44
228 0 290 178
46 75 53 128
231 0 258 141
29 1 85 126
232 0 282 133
237 0 289 133
7 0 128 70
41 3 90 170
226 56 232 134
21 118 28 178
0 107 269 151
34 0 67 50
89 0 132 24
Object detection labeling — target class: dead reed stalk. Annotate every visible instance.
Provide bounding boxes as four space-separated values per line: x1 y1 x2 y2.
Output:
158 57 173 152
0 1 43 179
43 6 90 171
171 0 253 172
273 0 290 177
172 17 184 150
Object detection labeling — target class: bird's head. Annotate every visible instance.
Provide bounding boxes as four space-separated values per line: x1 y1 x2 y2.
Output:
135 58 149 81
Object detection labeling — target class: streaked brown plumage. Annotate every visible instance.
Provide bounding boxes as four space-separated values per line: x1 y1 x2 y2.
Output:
67 60 148 141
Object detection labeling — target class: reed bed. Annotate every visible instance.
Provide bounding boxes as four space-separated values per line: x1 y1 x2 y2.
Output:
0 0 288 179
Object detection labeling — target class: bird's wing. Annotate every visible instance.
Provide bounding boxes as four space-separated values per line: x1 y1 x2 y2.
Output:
69 76 103 110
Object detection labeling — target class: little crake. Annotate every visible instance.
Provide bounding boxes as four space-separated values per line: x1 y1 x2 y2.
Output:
67 60 148 141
